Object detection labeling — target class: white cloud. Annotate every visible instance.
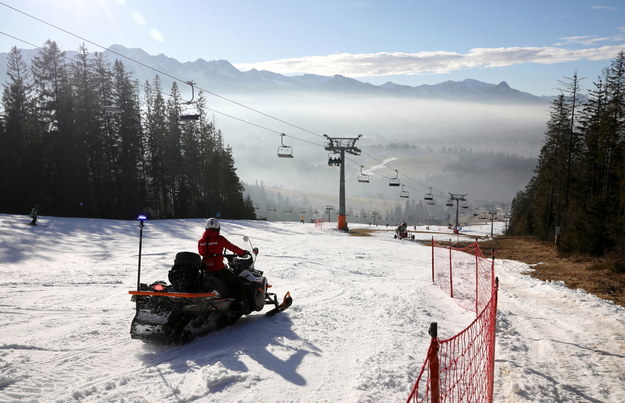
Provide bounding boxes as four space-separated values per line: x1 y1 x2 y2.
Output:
234 45 625 78
556 35 625 46
591 6 617 11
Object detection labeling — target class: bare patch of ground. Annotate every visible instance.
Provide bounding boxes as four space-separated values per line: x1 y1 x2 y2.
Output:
478 236 625 307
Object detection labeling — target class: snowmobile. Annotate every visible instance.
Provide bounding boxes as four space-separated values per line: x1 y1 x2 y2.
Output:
129 234 292 345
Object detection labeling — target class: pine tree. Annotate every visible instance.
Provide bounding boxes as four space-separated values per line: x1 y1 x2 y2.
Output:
0 46 37 212
70 44 102 217
112 60 144 218
31 40 77 215
143 76 168 217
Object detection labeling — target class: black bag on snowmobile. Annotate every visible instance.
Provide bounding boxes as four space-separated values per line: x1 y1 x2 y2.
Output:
168 251 203 292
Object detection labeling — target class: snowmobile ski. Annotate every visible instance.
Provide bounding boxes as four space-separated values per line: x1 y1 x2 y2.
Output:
266 291 293 317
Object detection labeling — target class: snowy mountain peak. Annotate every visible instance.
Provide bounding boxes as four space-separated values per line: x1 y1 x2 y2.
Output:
0 44 547 103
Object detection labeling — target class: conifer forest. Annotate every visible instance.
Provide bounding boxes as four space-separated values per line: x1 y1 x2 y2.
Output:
0 41 256 220
508 52 625 257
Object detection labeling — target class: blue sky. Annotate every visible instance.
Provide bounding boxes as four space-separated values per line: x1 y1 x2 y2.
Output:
1 0 624 95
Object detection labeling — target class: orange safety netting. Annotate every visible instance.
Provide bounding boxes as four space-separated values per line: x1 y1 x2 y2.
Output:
407 240 498 403
406 285 498 402
431 241 495 313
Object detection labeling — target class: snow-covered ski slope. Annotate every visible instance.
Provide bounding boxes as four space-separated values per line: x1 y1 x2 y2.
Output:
0 214 624 402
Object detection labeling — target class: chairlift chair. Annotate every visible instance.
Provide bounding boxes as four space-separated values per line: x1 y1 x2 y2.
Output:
358 166 370 183
179 81 201 121
400 185 410 198
424 187 434 201
277 133 294 158
389 170 400 186
445 199 454 207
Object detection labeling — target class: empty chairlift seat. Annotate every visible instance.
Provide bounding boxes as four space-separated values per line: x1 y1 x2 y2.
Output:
400 185 409 198
389 170 400 186
277 133 294 158
358 166 370 183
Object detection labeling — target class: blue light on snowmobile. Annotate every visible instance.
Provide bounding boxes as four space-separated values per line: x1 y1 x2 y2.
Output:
137 214 147 221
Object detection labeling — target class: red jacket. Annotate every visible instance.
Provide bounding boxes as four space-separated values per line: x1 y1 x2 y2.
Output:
198 230 247 272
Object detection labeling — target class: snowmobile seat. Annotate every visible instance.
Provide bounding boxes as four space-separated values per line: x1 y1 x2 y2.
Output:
169 252 203 292
174 251 202 267
200 271 231 296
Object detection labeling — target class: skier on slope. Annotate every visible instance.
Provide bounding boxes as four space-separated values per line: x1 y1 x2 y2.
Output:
198 218 252 311
29 204 39 225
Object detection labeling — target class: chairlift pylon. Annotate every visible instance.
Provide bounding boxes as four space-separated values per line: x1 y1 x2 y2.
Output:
400 185 410 198
358 165 370 183
277 133 294 158
389 170 400 186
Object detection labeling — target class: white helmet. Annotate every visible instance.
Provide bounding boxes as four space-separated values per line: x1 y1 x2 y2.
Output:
205 217 220 230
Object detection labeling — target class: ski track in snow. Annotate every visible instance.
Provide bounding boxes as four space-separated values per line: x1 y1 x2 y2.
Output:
494 261 625 402
0 214 624 402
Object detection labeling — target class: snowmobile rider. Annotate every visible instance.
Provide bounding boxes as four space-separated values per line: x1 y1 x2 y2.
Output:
198 218 252 310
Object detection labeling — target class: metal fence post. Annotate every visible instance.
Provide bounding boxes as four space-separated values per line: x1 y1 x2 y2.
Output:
428 322 440 403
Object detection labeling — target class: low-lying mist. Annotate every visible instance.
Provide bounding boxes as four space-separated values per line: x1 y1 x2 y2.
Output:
203 92 548 206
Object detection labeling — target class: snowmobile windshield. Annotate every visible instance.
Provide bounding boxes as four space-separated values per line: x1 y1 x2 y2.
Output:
226 234 256 263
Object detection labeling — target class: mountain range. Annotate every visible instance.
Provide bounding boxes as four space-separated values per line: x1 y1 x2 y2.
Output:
0 44 550 205
0 44 548 104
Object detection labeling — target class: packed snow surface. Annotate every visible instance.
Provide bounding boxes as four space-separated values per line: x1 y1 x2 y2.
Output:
0 214 624 402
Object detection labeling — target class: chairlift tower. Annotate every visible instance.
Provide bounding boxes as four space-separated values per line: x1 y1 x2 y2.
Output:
371 211 380 226
448 193 468 233
324 134 362 231
488 211 497 238
324 205 335 223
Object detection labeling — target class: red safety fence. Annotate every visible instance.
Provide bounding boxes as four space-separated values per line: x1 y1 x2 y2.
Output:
431 240 495 314
407 240 498 403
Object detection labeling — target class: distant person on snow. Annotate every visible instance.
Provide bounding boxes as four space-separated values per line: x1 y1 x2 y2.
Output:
198 218 251 309
29 204 39 225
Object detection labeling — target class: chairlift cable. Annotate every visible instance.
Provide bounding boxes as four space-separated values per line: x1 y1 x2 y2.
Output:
1 30 326 153
0 2 327 142
0 9 458 200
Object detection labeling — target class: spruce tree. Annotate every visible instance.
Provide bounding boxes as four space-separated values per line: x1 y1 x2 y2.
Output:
0 46 37 212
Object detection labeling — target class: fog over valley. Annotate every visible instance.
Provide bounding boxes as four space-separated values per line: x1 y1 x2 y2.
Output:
0 45 552 216
205 92 547 208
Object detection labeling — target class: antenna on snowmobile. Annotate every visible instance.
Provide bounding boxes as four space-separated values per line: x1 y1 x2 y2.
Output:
136 214 147 291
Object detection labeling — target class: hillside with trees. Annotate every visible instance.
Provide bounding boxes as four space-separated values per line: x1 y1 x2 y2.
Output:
0 41 255 220
508 52 625 259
